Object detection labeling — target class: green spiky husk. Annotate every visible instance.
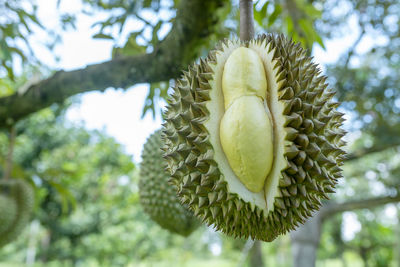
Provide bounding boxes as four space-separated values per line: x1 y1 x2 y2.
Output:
163 34 346 242
0 195 17 234
0 179 34 247
139 130 200 236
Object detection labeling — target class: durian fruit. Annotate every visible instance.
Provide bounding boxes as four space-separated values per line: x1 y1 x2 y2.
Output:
0 195 17 234
163 34 346 242
0 179 34 247
139 130 200 236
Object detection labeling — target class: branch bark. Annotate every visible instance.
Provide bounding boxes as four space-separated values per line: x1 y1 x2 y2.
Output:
0 0 227 128
346 142 400 162
320 194 400 220
290 213 322 267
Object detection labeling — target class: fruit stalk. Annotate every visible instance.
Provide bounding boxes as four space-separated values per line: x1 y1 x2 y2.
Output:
239 0 255 41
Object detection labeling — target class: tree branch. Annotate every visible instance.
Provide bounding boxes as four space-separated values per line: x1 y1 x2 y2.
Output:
343 11 366 69
343 27 365 69
0 0 227 128
320 194 400 220
346 142 400 162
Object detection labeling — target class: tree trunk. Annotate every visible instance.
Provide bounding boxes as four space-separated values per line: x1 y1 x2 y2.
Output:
290 211 322 267
360 248 369 267
26 220 40 266
340 253 348 267
40 230 51 262
249 240 264 267
397 206 400 267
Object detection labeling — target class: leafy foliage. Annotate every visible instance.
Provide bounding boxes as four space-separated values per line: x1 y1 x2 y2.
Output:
254 0 324 49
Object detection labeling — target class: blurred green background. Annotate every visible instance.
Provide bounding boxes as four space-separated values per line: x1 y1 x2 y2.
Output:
0 0 400 266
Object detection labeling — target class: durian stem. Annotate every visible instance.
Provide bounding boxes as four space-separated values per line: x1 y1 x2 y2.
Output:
239 0 255 41
237 238 255 267
2 126 16 181
249 241 264 267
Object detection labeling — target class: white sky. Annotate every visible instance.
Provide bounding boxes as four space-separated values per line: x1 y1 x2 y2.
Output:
31 0 398 242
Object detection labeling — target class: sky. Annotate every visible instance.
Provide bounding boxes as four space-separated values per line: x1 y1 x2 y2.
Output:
30 0 398 241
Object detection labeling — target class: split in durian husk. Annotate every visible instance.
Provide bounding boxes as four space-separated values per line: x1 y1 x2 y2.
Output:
162 34 346 242
139 130 200 236
0 179 34 247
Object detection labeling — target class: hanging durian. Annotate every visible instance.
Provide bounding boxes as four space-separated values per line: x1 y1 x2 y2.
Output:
0 194 17 234
162 34 346 242
139 130 199 236
0 179 34 247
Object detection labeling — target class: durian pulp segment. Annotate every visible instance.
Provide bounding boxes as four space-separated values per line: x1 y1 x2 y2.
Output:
249 40 288 211
219 47 273 193
205 41 288 212
220 47 268 109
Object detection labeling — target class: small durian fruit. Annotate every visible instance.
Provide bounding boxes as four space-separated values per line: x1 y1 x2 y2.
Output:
0 195 17 234
139 130 200 236
163 34 346 242
0 179 34 247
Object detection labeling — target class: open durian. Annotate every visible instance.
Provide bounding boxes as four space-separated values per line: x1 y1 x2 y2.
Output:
139 130 199 236
0 179 34 247
162 34 346 241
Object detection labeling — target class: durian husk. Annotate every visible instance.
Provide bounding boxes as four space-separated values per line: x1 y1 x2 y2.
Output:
0 179 34 247
163 34 346 242
139 130 200 236
0 194 17 234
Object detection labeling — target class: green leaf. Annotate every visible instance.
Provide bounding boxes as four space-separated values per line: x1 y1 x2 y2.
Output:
1 61 15 81
62 161 78 172
141 83 157 119
285 16 294 36
112 32 146 58
48 180 77 214
298 18 325 49
8 46 27 61
0 40 11 61
314 32 325 49
303 3 322 19
25 10 44 29
0 78 14 97
92 33 114 40
143 0 152 8
268 4 282 27
17 12 32 33
254 2 268 26
151 21 163 44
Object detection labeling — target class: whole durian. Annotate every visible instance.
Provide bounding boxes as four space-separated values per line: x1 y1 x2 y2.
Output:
139 130 199 236
0 194 17 234
163 34 346 241
0 179 34 247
